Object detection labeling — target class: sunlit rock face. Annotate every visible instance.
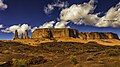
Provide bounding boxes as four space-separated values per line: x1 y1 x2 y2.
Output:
32 28 79 39
32 28 119 40
78 32 119 39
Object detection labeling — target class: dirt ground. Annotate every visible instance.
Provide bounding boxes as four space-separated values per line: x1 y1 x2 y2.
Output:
0 41 120 67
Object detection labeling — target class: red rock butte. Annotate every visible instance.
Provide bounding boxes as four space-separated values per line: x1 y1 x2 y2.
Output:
32 28 119 39
9 28 120 46
32 28 79 39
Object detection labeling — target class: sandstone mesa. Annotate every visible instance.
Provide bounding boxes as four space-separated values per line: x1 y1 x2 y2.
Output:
2 28 120 46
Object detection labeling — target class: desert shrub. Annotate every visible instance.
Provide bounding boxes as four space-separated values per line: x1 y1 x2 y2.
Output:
28 56 47 65
2 42 21 46
2 50 10 54
0 61 12 67
53 38 58 42
107 49 120 56
70 55 78 65
86 57 94 61
12 59 27 67
95 46 104 50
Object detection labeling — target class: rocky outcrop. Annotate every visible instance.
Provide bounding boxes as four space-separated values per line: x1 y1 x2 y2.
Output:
23 30 29 39
13 30 19 40
32 28 79 39
105 32 119 39
32 28 53 39
13 30 30 40
20 28 119 40
78 32 119 39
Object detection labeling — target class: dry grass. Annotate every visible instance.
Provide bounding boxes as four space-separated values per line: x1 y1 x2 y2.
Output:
0 41 120 67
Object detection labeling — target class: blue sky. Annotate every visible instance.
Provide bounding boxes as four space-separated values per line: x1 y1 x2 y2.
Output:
0 0 120 39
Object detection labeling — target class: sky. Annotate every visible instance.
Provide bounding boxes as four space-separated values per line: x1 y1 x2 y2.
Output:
0 0 120 40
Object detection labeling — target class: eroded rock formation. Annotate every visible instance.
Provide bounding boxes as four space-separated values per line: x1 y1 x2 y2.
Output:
23 30 29 39
78 32 119 39
32 28 79 39
13 28 119 40
13 30 30 40
32 28 119 40
13 30 19 40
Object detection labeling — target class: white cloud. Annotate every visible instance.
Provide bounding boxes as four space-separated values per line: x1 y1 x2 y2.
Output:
0 24 3 28
31 0 120 30
39 21 55 28
31 27 38 32
0 0 7 10
54 0 120 28
54 0 98 28
43 0 99 28
44 0 69 14
54 21 70 28
44 4 54 14
31 21 56 32
96 2 120 27
1 24 31 35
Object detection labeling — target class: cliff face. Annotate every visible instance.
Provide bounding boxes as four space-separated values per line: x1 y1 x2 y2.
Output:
32 28 79 38
78 32 119 39
32 28 51 39
32 28 119 40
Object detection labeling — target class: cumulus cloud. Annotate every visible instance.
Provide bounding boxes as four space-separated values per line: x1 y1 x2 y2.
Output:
55 0 98 27
0 0 7 10
31 21 56 32
54 21 70 28
53 0 120 28
1 24 31 35
44 0 69 14
39 21 55 28
34 0 120 30
96 2 120 27
60 1 95 22
0 24 3 28
43 0 98 28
